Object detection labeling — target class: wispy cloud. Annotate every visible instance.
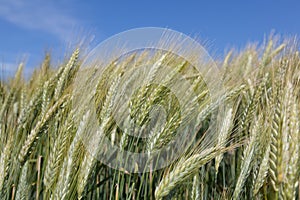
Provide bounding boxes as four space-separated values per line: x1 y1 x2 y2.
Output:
0 0 81 41
0 61 35 80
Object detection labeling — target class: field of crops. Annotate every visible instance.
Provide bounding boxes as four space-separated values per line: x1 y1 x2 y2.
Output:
0 37 299 199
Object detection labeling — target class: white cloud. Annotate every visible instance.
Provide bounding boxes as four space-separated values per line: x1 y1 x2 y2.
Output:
0 0 81 41
0 61 34 79
0 62 19 76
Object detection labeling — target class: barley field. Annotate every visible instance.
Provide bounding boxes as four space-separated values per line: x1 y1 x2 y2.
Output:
0 37 299 200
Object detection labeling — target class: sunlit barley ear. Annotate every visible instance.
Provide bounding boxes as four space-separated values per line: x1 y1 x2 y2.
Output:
215 106 234 176
268 60 290 196
18 95 69 164
16 85 44 135
77 125 106 198
15 161 29 200
0 137 12 197
0 84 15 123
191 173 201 200
54 48 79 100
233 115 261 200
43 109 73 197
155 147 227 199
52 109 89 200
253 144 271 195
283 83 299 199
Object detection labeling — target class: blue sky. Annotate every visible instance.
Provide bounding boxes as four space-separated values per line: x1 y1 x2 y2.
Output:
0 0 300 77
